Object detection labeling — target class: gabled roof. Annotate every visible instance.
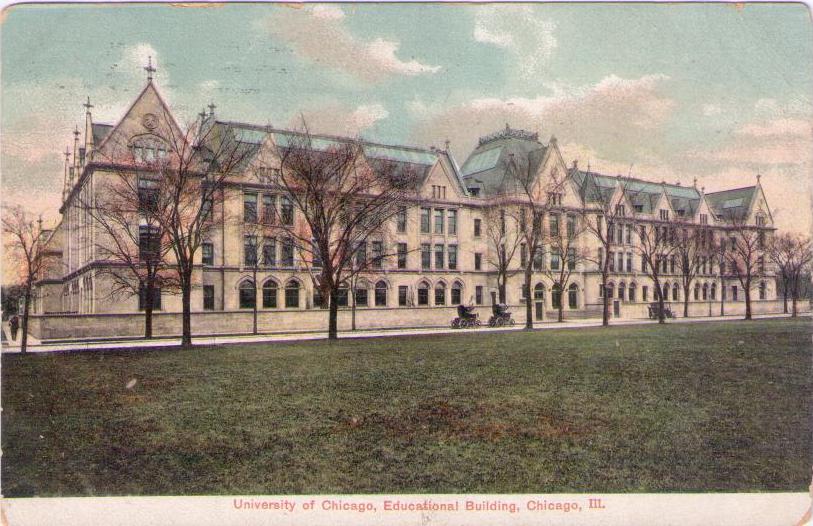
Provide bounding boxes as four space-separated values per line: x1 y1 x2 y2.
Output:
208 120 459 190
705 186 758 221
459 126 547 196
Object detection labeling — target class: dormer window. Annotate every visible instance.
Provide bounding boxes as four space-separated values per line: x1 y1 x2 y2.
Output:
659 209 669 221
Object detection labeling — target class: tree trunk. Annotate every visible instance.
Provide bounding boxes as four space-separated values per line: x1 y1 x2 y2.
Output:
524 268 533 329
351 289 357 331
744 285 752 320
558 301 564 323
181 273 192 347
683 285 689 318
791 282 799 317
601 273 609 326
328 289 339 340
20 286 31 354
252 267 258 335
655 279 665 324
145 305 153 339
498 277 506 304
782 287 788 314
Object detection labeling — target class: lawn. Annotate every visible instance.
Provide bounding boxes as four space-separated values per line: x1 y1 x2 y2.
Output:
2 318 811 496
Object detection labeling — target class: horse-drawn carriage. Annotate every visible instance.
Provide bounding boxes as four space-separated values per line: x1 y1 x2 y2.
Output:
488 303 515 327
647 302 675 319
451 304 481 329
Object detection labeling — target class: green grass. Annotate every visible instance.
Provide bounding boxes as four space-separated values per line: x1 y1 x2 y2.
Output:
2 318 811 496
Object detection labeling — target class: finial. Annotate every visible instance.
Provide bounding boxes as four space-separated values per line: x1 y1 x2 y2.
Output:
64 146 71 160
73 125 80 138
549 134 557 144
144 55 156 82
199 108 207 120
693 177 697 188
208 102 216 116
83 96 93 112
756 173 761 183
444 139 450 151
701 186 705 193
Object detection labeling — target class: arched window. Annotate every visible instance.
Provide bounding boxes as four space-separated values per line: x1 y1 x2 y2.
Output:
451 281 463 305
672 284 678 301
534 283 545 301
285 280 300 308
628 283 637 302
435 282 446 306
694 283 700 301
355 281 368 307
262 280 278 308
619 282 626 301
552 284 562 309
663 283 670 302
606 282 615 299
759 281 766 300
418 281 430 306
568 283 578 309
702 283 708 300
239 280 256 309
375 281 388 307
313 286 324 309
131 134 169 164
710 282 717 300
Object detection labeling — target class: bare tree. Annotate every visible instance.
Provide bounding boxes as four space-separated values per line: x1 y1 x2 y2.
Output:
721 216 765 320
98 108 249 347
634 219 679 324
578 171 634 326
673 220 704 318
505 154 569 329
78 165 178 338
540 211 591 322
768 232 812 317
2 206 50 352
270 121 423 339
481 199 522 304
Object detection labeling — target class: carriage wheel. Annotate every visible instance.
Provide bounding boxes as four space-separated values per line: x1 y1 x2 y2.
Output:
460 319 469 329
496 318 505 327
451 318 459 329
509 319 516 326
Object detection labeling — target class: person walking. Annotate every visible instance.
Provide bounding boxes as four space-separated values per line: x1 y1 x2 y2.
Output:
9 315 19 341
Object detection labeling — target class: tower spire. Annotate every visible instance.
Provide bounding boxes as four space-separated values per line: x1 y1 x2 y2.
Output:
144 55 156 82
207 102 216 117
62 146 71 202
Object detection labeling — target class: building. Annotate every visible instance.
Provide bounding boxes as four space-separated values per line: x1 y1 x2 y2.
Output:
27 72 787 340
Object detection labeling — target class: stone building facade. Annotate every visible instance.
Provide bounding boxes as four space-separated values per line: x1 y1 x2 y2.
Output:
28 76 786 340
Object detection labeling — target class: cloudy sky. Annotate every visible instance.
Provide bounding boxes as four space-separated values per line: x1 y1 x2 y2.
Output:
2 2 812 236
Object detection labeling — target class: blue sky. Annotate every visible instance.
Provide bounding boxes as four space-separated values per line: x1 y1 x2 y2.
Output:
2 2 811 233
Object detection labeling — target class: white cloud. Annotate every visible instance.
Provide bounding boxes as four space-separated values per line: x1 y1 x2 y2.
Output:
264 6 440 83
473 5 557 80
289 101 389 136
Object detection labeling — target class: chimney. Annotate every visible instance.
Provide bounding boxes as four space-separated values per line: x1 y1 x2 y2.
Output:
676 181 681 186
572 159 578 170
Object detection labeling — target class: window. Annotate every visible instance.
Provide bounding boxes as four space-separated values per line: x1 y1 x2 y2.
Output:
673 285 678 301
756 215 766 227
759 281 766 300
567 248 576 270
202 242 214 266
281 238 294 267
619 283 626 301
371 241 383 269
758 256 765 274
628 283 637 302
710 283 717 300
549 214 560 237
694 283 700 301
420 208 431 233
670 255 676 274
732 285 738 301
434 283 446 305
616 204 626 217
451 282 462 305
551 284 562 309
375 281 387 306
598 248 604 268
311 240 322 268
138 177 159 213
700 213 708 225
396 207 407 233
421 243 431 269
262 238 276 267
702 283 708 301
660 209 669 221
239 280 255 309
567 215 576 238
418 283 430 306
618 252 624 273
262 194 276 224
568 284 578 309
139 225 160 261
280 196 294 225
608 251 615 272
475 286 483 305
355 285 368 307
551 249 561 271
355 241 367 268
447 210 457 235
434 244 445 269
608 222 614 243
625 224 632 244
138 282 161 310
626 253 633 272
203 285 215 310
263 281 277 308
616 224 623 245
337 286 349 307
642 255 647 273
448 245 458 270
473 218 481 237
434 209 445 234
244 193 258 223
520 244 528 268
285 280 300 308
474 253 482 271
244 235 258 267
397 243 407 269
642 285 649 302
398 286 409 307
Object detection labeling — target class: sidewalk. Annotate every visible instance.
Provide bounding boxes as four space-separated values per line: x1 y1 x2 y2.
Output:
1 312 807 354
